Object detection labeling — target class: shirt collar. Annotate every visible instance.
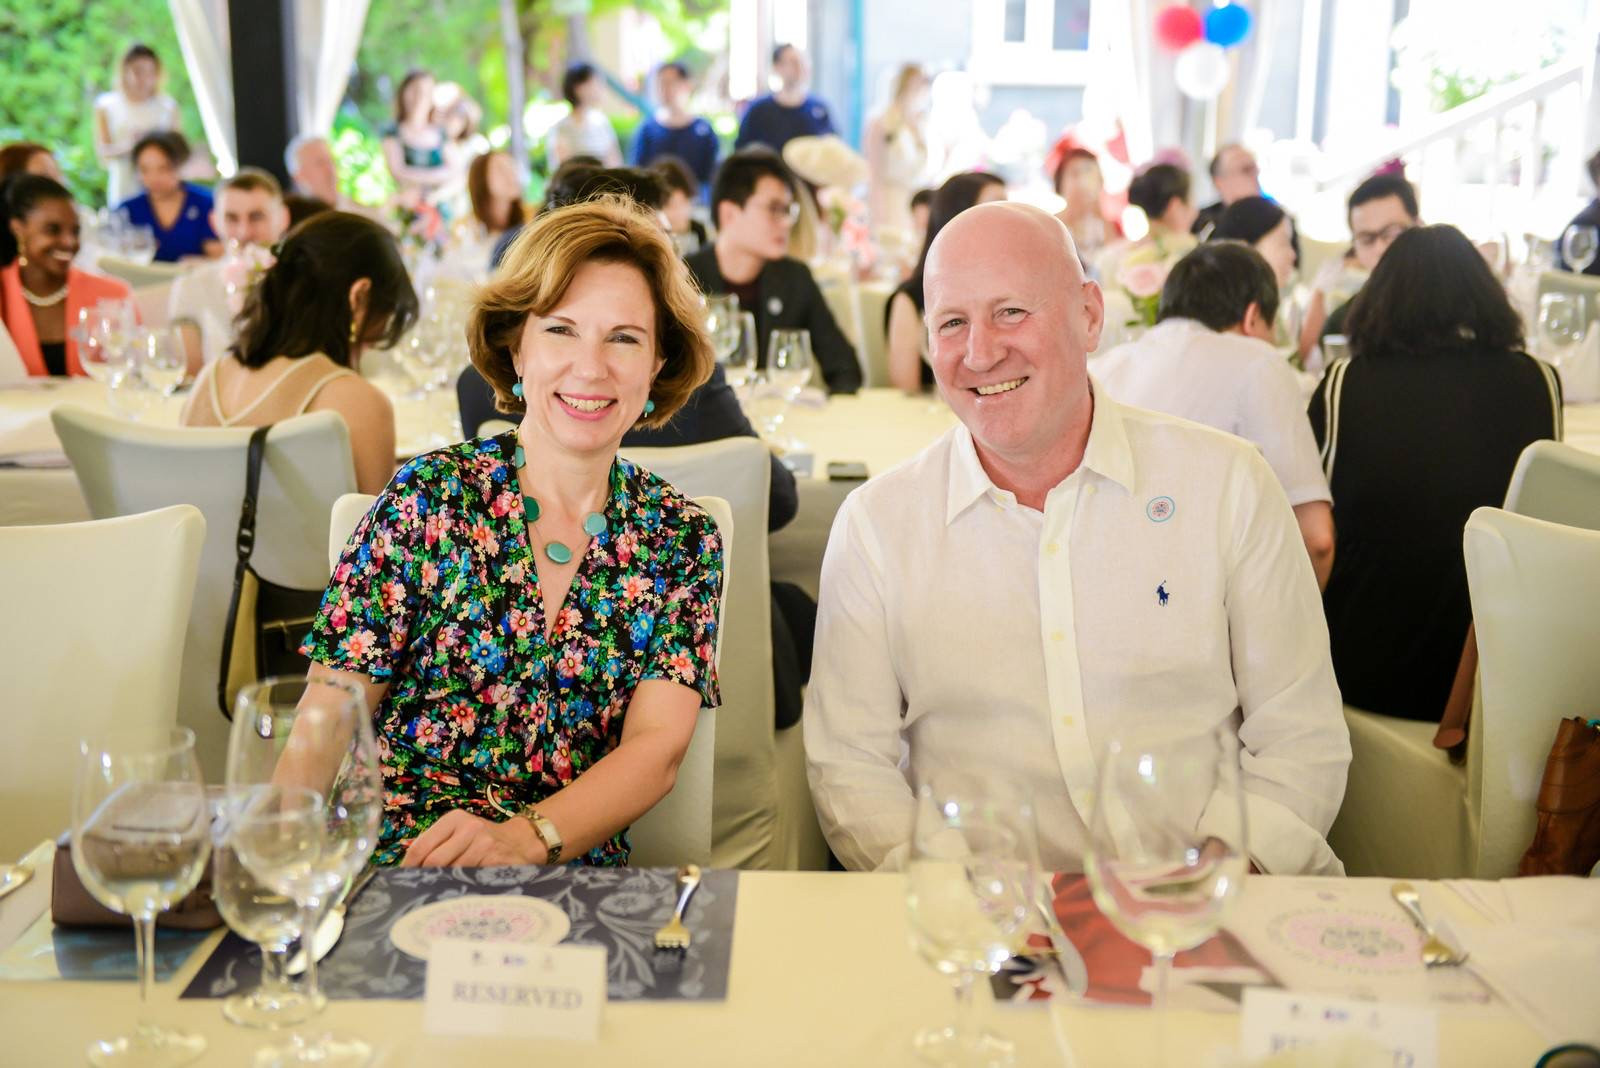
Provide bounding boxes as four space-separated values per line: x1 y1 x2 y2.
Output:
944 379 1137 525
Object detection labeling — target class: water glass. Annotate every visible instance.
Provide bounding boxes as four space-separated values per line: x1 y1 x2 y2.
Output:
724 311 759 391
1562 224 1599 275
212 794 320 1029
1321 334 1351 366
1085 723 1247 1058
760 329 815 444
906 775 1039 1066
1539 292 1588 369
704 294 742 363
225 675 381 1066
72 727 211 1067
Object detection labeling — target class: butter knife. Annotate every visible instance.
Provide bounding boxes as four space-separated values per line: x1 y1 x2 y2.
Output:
287 864 380 976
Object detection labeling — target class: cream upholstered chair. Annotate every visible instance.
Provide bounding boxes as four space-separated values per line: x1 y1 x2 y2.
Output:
1330 438 1600 876
0 505 204 859
324 492 732 869
820 280 863 350
131 281 174 328
1464 508 1600 877
855 282 893 388
96 254 185 289
52 406 357 781
479 419 517 437
621 437 825 870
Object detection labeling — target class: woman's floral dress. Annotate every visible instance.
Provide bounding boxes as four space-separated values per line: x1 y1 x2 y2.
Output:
302 432 723 866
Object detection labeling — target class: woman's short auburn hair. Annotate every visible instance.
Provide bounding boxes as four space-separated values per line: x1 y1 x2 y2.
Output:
468 196 713 429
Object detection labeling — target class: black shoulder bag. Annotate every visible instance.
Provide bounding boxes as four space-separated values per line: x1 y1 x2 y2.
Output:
216 424 327 718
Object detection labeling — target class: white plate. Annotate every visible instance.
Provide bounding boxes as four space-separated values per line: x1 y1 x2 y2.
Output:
389 894 571 960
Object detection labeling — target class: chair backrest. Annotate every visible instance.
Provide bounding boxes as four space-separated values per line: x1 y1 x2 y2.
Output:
820 280 863 348
51 405 357 779
0 317 25 385
620 437 777 868
1503 440 1600 531
131 281 174 329
0 505 205 858
629 495 731 869
1463 507 1600 877
329 492 378 569
855 282 893 388
96 255 186 289
479 419 517 437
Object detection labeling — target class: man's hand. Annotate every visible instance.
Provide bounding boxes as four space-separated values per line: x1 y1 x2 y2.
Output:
399 810 547 868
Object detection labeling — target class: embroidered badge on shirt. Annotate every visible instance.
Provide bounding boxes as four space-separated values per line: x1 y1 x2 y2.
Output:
1157 580 1170 607
1146 496 1175 523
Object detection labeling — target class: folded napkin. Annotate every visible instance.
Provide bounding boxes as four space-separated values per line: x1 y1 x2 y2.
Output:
1455 921 1600 1047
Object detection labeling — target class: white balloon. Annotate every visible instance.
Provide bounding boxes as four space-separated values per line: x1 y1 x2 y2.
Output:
1174 42 1230 101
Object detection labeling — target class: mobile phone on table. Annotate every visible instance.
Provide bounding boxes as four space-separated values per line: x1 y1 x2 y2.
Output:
826 461 869 481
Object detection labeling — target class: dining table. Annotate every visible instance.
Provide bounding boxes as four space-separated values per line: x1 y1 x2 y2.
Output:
0 840 1594 1067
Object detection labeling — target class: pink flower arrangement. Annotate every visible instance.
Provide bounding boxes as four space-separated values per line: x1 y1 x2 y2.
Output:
220 243 276 316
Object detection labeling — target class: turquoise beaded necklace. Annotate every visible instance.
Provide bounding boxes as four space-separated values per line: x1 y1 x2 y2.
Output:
510 438 607 565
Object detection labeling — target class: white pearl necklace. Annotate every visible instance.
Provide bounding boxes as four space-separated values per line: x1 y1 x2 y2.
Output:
20 283 68 308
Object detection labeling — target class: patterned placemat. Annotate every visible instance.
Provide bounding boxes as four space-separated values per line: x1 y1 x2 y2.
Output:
181 865 738 1002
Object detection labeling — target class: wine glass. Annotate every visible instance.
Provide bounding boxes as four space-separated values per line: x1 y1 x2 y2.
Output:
141 327 188 396
1538 292 1588 369
124 225 159 266
704 294 742 364
226 675 383 1067
1562 224 1598 275
763 329 816 446
211 792 321 1029
1085 723 1247 1061
724 311 759 392
905 775 1040 1066
72 726 211 1067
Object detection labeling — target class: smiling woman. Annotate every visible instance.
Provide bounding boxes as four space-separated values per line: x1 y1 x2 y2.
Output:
299 196 724 869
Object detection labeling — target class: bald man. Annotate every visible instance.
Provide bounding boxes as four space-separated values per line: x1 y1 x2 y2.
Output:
803 204 1350 876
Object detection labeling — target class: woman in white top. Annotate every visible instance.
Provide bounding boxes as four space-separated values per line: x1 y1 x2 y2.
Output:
95 43 180 207
548 63 622 169
181 212 419 495
865 63 929 235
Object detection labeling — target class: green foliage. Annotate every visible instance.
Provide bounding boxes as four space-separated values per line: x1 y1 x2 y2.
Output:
0 0 205 206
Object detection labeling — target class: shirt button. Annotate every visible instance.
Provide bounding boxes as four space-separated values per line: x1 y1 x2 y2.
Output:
1084 484 1097 496
1060 714 1075 727
1050 630 1064 643
1046 541 1060 555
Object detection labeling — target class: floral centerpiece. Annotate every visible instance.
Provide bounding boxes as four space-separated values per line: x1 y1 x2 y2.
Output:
220 242 277 316
1112 233 1196 327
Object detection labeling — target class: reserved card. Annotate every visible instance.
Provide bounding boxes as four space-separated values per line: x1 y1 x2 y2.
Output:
423 939 607 1042
1240 988 1438 1067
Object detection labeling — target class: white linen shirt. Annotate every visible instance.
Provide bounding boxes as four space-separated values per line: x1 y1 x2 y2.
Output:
1093 318 1330 506
166 262 235 367
803 387 1350 876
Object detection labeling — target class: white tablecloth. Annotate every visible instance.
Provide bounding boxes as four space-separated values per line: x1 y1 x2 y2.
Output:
0 865 1578 1067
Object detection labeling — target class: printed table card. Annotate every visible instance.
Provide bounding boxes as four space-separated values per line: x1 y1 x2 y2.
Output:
1240 988 1438 1067
423 939 606 1042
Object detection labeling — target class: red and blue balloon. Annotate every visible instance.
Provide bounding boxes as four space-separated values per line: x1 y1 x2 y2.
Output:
1154 3 1254 100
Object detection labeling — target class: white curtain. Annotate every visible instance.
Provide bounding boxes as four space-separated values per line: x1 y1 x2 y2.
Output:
295 0 371 137
167 0 237 175
1088 0 1158 165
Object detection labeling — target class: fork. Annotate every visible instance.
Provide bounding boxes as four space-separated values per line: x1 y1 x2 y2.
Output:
653 864 702 951
1391 882 1469 967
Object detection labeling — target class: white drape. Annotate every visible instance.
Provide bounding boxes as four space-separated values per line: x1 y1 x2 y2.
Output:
167 0 237 175
295 0 371 136
1087 0 1158 165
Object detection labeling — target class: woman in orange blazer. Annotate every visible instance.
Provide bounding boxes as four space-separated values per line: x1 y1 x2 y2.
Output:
1 174 135 376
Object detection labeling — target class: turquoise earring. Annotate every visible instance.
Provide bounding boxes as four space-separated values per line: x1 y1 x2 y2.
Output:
643 399 655 414
511 381 524 399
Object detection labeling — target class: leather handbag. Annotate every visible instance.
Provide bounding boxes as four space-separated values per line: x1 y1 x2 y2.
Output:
50 833 223 930
216 424 326 718
1518 717 1600 876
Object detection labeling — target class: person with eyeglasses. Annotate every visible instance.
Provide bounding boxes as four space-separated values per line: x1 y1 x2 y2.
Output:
1315 173 1420 345
1192 143 1262 240
684 148 862 393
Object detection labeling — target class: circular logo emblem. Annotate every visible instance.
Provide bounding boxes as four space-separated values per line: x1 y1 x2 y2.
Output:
766 296 784 316
1146 496 1175 523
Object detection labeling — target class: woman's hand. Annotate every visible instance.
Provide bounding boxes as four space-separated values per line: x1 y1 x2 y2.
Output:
400 810 548 868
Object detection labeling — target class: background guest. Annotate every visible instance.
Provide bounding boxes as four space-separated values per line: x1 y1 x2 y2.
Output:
167 167 288 374
1557 148 1600 276
1193 142 1262 239
864 63 929 234
736 44 835 154
548 63 623 169
1049 138 1122 267
467 149 530 243
306 198 722 869
180 212 417 495
1211 195 1298 288
1308 225 1562 721
651 156 710 255
117 131 219 262
685 148 861 393
1096 242 1334 586
909 187 933 244
381 69 454 202
94 42 180 207
1097 161 1196 283
1317 173 1420 341
0 142 62 182
1 175 134 377
884 170 1005 392
632 62 718 196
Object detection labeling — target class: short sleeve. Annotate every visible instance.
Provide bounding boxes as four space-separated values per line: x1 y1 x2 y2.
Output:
300 465 431 680
641 508 724 708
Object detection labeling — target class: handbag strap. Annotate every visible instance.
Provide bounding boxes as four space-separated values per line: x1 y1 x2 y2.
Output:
235 424 272 563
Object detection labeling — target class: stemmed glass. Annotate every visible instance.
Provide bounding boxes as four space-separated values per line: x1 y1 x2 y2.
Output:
141 327 188 397
1085 723 1247 1060
704 294 742 364
905 775 1040 1066
724 311 759 392
762 328 815 447
73 303 135 383
71 727 212 1066
225 675 383 1067
1538 293 1588 370
1562 224 1599 275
